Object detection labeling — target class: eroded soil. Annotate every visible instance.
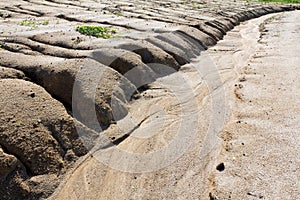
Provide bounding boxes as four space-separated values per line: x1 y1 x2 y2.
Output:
0 0 299 199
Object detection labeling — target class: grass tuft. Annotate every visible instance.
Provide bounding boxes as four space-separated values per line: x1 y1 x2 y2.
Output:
75 25 117 39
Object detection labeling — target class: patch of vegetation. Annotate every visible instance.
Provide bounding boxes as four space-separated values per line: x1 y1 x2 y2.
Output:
20 19 37 27
191 2 204 9
255 0 300 3
75 25 117 39
19 19 50 28
115 13 123 17
42 20 49 25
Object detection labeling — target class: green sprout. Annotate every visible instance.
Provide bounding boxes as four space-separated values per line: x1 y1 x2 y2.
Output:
191 2 204 9
116 13 123 17
19 19 50 29
20 19 37 27
75 25 117 39
254 0 300 3
42 20 49 25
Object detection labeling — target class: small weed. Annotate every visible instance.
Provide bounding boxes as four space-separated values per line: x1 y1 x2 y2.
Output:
75 25 117 39
254 0 300 3
20 19 37 27
42 20 49 25
115 13 123 17
191 2 204 9
19 19 50 29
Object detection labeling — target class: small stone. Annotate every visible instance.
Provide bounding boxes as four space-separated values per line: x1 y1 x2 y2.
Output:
216 163 225 172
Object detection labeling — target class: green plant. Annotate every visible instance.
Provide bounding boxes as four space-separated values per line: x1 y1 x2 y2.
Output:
115 13 123 17
42 20 49 25
191 2 204 9
255 0 300 3
20 19 37 27
75 25 117 39
19 19 50 28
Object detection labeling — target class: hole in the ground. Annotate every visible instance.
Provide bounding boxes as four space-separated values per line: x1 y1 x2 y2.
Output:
216 163 225 172
29 92 35 98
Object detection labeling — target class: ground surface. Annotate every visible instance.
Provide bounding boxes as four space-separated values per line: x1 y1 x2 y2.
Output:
211 10 300 199
0 0 299 199
49 10 300 200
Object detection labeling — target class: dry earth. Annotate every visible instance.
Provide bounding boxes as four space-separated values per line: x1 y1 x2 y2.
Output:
211 10 300 200
0 0 299 199
50 11 300 200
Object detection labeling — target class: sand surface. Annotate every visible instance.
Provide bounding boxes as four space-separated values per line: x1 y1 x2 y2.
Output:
49 10 300 200
211 10 300 200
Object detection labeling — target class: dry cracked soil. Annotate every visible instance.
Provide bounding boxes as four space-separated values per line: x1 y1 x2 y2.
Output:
0 0 300 199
